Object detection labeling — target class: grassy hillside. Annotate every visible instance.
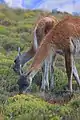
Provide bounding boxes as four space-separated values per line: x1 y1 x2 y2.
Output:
0 6 42 100
0 5 80 120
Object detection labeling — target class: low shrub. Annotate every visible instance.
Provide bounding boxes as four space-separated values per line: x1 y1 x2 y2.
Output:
0 25 9 35
3 94 71 120
3 94 80 120
67 93 80 120
54 68 67 93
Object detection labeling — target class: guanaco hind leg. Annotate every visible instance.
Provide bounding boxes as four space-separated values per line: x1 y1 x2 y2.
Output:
73 60 80 86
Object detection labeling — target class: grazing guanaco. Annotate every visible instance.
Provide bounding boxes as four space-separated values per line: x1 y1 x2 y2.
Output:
21 16 80 92
13 16 58 91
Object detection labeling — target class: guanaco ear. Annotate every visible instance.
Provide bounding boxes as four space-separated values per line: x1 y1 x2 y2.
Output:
18 47 21 56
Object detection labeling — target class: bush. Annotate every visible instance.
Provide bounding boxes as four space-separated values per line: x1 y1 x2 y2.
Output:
31 83 40 92
3 94 80 120
24 11 36 18
3 94 71 120
3 40 24 51
16 25 32 33
51 68 67 93
0 66 19 92
0 12 5 19
0 25 9 35
0 35 24 51
67 93 80 120
0 17 12 26
0 52 19 101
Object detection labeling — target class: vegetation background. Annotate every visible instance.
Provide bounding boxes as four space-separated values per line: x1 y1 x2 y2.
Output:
0 4 80 120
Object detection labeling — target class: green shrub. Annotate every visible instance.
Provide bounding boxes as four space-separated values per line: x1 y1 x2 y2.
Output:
0 25 9 35
0 12 5 19
3 94 71 120
16 25 32 33
68 94 80 108
31 83 40 92
0 52 19 100
3 40 24 51
53 68 67 93
67 94 80 120
0 17 12 26
0 66 19 90
3 94 80 120
24 11 36 18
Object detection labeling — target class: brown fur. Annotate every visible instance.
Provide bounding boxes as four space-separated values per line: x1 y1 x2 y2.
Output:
27 16 80 91
29 16 80 71
29 16 58 54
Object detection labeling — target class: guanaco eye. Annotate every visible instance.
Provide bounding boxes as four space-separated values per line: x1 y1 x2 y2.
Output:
14 57 20 63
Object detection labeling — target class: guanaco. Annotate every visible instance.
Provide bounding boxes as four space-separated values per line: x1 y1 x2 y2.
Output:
21 16 80 92
13 16 58 91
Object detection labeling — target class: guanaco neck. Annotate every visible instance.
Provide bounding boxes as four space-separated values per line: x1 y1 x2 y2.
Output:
20 45 36 66
20 16 58 67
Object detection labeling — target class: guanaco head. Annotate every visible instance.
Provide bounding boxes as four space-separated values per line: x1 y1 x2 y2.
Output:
13 47 23 75
17 71 32 93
